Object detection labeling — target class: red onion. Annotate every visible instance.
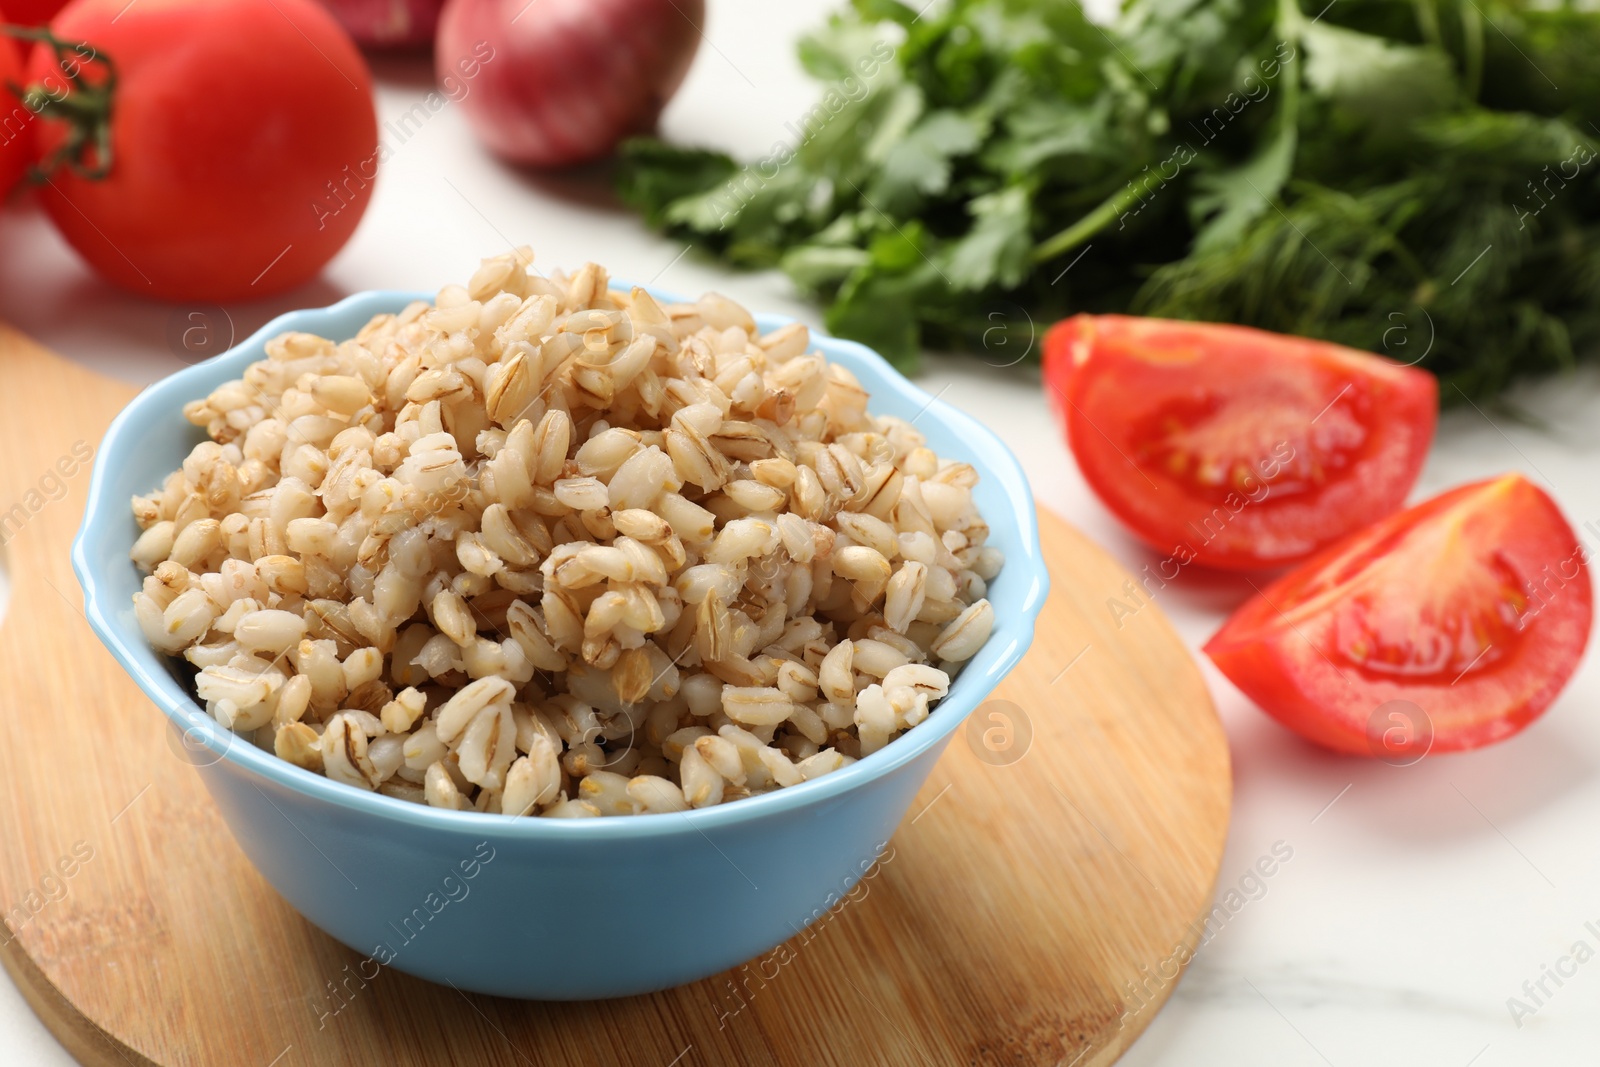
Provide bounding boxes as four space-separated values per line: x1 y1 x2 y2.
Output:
436 0 703 168
320 0 444 47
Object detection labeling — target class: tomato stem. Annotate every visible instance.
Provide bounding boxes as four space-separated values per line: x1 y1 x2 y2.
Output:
1 24 117 182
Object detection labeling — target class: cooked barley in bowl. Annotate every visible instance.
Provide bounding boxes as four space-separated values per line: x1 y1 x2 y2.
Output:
128 250 1002 816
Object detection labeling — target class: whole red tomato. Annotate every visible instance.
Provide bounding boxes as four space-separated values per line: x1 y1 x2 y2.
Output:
27 0 378 300
0 14 29 197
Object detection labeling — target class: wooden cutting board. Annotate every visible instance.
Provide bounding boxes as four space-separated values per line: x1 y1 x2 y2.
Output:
0 323 1230 1067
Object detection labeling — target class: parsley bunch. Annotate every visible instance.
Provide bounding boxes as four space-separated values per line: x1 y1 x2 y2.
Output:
616 0 1600 399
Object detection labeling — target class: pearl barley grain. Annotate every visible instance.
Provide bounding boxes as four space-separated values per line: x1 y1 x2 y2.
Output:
129 248 1002 816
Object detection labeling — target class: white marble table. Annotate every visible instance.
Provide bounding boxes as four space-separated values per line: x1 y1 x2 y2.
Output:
2 2 1598 1063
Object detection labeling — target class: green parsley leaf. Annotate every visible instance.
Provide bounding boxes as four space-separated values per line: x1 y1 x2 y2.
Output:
618 0 1600 400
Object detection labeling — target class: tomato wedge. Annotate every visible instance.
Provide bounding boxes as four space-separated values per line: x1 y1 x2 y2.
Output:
1044 315 1437 570
1206 475 1592 756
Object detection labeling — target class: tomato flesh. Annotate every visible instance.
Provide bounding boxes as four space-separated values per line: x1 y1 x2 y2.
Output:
1044 315 1437 570
1206 475 1592 755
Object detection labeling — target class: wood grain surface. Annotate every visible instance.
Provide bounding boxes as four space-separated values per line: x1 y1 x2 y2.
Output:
0 323 1231 1067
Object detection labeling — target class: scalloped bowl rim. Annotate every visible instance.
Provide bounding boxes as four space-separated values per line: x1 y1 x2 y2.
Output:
72 286 1048 841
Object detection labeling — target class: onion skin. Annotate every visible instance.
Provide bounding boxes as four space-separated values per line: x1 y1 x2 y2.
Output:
319 0 445 47
437 0 704 168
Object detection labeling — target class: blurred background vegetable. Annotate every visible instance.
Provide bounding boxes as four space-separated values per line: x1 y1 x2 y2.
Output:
0 17 28 198
618 0 1600 400
23 0 378 301
320 0 445 47
439 0 704 168
0 0 66 24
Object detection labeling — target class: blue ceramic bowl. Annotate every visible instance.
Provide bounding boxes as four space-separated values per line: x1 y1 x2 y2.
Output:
72 289 1048 1000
